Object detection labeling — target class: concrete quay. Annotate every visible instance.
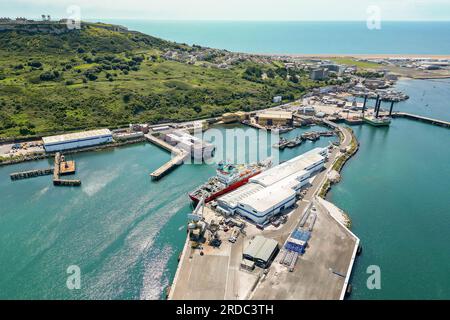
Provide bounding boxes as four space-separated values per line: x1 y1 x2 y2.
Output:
169 124 360 300
392 112 450 128
145 134 189 180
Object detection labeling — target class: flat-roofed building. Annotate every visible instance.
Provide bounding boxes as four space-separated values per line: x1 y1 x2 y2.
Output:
217 182 265 214
256 110 293 126
240 259 255 271
237 182 297 225
42 129 112 152
164 130 215 160
250 148 327 188
310 68 329 81
218 169 310 223
221 111 248 124
243 236 279 268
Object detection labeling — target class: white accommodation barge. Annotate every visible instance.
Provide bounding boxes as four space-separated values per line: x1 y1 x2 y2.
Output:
217 148 328 225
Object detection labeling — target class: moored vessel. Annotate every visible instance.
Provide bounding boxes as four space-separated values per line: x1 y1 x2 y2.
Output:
189 159 272 205
363 116 392 127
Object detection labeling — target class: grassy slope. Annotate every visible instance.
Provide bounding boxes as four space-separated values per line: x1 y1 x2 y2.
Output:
0 23 324 139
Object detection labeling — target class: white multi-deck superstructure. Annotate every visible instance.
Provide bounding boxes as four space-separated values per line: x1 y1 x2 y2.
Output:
163 130 215 160
217 148 328 225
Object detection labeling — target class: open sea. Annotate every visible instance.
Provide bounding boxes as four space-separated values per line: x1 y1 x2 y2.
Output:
103 20 450 55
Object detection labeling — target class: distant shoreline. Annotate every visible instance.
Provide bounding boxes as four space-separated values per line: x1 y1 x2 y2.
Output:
261 53 450 59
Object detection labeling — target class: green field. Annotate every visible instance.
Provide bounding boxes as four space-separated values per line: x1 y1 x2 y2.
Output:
329 57 382 69
0 23 340 139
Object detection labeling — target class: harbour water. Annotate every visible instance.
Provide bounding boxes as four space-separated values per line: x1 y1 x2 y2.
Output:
328 78 450 299
104 20 450 55
329 119 450 299
0 79 448 299
394 78 450 122
0 125 334 299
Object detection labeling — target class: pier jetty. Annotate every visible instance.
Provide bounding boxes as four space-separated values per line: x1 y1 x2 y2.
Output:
145 134 189 180
10 168 53 180
9 152 80 186
392 112 450 128
150 151 188 180
52 153 81 186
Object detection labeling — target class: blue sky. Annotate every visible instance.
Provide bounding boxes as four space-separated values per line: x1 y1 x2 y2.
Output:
2 0 450 21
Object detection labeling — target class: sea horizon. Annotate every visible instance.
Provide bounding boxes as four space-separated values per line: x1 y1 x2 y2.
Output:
92 20 450 55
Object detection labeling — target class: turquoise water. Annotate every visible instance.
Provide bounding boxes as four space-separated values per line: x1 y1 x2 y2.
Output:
328 79 450 299
0 125 334 299
355 78 450 122
394 78 450 122
103 20 450 54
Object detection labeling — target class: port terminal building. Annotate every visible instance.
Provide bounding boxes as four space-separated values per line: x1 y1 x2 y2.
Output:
42 129 113 152
163 130 215 160
217 148 328 225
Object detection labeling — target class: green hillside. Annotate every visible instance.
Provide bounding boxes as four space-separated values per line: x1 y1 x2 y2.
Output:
0 22 334 139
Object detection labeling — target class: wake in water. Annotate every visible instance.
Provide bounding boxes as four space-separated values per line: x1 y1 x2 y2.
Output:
82 166 124 197
139 245 174 300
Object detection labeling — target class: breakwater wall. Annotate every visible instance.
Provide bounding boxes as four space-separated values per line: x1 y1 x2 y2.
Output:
392 112 450 128
318 127 359 199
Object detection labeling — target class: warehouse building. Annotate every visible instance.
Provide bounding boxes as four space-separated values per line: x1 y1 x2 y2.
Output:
42 129 113 152
250 148 327 188
217 183 264 215
221 111 248 124
218 170 309 223
243 236 279 268
256 110 293 126
237 181 297 224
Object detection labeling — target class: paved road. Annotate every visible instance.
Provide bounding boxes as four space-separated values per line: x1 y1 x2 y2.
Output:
250 125 357 300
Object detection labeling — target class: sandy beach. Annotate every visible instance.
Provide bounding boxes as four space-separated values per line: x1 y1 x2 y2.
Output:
265 53 450 59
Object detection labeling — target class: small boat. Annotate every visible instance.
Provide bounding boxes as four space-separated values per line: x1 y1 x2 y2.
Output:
318 131 335 137
286 136 303 148
302 132 320 141
273 137 289 149
272 126 292 134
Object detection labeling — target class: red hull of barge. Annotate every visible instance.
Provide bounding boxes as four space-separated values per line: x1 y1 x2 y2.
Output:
189 170 261 205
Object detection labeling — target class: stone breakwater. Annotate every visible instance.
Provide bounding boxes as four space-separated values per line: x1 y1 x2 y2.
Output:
318 127 359 201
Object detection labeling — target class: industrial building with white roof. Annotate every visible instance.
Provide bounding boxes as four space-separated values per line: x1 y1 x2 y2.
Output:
217 147 328 225
42 129 113 152
163 130 215 159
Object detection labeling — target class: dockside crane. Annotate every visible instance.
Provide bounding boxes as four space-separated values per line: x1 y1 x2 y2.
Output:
187 196 207 247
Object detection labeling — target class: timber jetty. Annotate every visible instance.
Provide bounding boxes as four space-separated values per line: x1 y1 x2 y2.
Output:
10 168 53 180
10 152 81 186
52 153 81 186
